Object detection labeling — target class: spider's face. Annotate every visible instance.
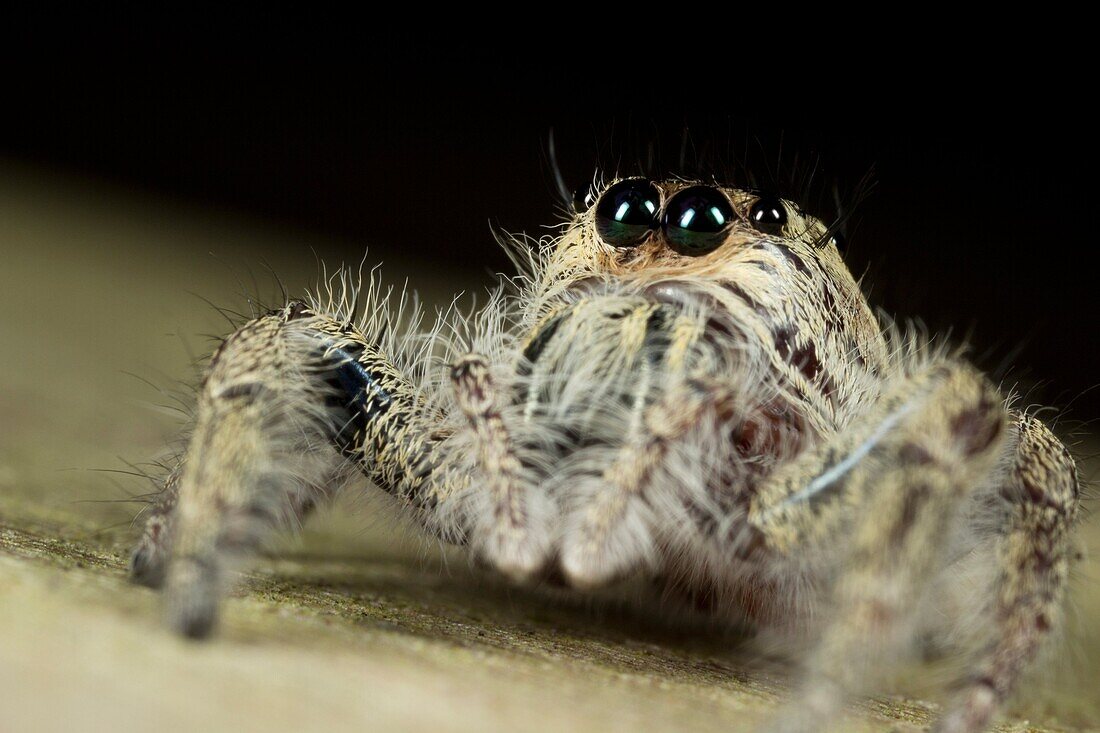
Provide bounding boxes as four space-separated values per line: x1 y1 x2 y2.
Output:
525 179 889 426
554 178 852 300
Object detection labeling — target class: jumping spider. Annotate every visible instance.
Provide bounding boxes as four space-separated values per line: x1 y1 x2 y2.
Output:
129 176 1080 733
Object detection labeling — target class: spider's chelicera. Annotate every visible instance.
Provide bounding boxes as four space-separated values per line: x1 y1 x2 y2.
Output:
130 177 1080 733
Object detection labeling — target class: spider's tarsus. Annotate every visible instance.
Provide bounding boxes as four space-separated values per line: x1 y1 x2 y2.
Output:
171 602 218 641
165 558 221 640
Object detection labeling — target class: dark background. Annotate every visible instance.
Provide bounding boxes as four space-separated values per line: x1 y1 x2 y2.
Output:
2 38 1095 420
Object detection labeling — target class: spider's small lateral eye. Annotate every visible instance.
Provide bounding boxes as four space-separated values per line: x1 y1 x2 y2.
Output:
573 183 597 213
663 186 734 256
593 179 661 248
748 195 788 234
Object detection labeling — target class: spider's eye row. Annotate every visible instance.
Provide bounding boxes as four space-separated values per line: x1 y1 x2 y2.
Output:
748 195 787 234
593 179 662 248
663 186 734 256
590 181 791 255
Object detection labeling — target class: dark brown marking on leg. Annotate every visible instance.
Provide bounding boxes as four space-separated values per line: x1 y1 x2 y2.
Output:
682 496 720 538
951 398 1002 456
899 442 935 465
773 326 795 361
889 483 932 545
217 382 265 402
1013 473 1068 512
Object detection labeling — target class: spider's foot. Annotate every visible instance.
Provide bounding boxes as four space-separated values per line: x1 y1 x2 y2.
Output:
164 556 221 640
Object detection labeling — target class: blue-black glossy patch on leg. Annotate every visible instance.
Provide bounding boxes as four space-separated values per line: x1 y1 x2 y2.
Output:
284 303 441 520
322 343 393 457
316 339 438 509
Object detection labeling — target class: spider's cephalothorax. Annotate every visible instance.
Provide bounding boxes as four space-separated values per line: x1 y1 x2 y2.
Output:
130 178 1080 733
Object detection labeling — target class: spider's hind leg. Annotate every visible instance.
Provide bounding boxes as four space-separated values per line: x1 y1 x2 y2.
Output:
450 353 554 581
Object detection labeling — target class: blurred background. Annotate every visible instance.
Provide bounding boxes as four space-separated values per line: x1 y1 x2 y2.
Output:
1 30 1096 733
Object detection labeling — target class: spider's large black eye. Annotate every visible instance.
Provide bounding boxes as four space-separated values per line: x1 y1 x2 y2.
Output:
594 179 661 248
662 186 734 255
748 195 788 234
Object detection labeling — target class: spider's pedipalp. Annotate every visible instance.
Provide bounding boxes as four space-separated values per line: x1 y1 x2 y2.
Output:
451 352 553 582
559 379 737 589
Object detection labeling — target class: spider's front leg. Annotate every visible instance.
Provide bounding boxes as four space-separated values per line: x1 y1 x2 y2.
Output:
747 361 1014 732
934 413 1078 733
128 301 458 638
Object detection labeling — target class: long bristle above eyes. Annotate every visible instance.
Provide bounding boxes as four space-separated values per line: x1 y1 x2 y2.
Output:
814 168 877 250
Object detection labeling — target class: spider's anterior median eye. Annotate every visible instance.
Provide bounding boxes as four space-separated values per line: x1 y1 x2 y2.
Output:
748 195 788 234
594 179 661 248
663 186 734 255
